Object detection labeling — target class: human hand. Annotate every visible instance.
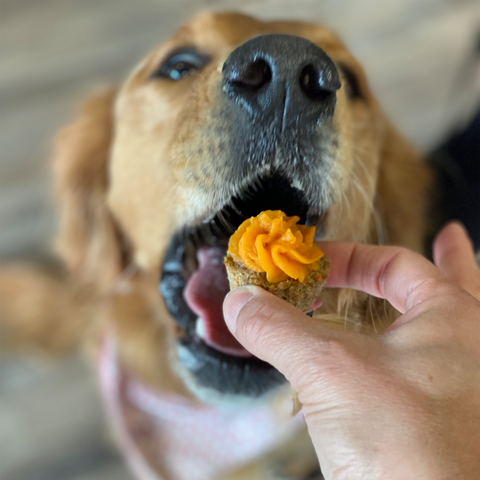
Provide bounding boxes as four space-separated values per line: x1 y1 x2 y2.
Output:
223 222 480 480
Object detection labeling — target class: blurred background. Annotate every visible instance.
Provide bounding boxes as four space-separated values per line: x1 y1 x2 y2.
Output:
1 1 479 479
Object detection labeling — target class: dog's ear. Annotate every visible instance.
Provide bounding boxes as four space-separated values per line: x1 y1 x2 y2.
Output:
375 118 432 253
54 88 124 290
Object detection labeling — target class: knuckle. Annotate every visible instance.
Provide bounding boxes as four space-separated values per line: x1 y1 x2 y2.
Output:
310 337 350 375
298 337 363 389
236 300 279 344
391 247 414 270
462 276 480 301
322 336 352 363
375 248 408 294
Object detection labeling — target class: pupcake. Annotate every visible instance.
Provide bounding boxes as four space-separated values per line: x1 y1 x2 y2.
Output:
224 210 329 312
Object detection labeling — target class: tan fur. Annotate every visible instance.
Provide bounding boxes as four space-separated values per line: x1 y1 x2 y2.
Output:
0 264 94 355
0 12 431 480
54 87 124 292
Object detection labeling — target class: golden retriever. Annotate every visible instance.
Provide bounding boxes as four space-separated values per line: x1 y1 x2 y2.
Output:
0 12 430 480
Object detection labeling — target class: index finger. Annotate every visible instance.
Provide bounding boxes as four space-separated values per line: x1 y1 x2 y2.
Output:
433 222 480 299
318 242 443 314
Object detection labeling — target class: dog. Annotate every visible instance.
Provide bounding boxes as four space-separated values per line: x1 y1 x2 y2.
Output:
0 12 431 480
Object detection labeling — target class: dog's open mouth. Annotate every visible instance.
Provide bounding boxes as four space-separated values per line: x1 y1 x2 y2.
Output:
160 172 321 396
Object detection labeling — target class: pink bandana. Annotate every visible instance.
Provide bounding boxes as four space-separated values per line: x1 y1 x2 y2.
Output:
98 337 305 480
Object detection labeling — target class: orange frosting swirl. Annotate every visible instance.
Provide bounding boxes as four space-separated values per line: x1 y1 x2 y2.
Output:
228 210 324 283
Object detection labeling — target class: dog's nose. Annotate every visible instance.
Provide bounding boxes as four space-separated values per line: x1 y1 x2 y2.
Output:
222 35 340 123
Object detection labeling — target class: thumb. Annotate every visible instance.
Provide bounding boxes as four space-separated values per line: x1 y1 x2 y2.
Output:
223 285 351 389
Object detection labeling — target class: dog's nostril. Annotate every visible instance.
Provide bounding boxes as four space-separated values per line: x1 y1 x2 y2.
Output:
231 59 272 91
223 35 341 118
299 64 333 101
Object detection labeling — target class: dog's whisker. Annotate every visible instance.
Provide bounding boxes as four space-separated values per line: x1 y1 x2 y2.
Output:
351 154 388 245
229 199 243 217
353 153 376 189
209 220 224 239
314 313 360 329
183 154 193 175
342 189 354 224
333 163 355 224
191 226 203 250
333 156 389 247
337 159 376 230
179 228 191 251
368 296 379 334
216 210 235 233
342 299 350 331
372 208 387 245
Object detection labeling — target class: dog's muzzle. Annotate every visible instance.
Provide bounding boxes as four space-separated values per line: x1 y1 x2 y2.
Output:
162 36 342 401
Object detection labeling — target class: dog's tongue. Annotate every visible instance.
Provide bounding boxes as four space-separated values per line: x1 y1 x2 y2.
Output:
184 247 252 357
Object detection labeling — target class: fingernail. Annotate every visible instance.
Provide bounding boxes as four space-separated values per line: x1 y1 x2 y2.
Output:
223 286 254 333
444 220 467 234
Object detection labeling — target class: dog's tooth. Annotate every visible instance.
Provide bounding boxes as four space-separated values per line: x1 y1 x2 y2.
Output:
290 179 303 191
162 260 183 273
195 317 206 339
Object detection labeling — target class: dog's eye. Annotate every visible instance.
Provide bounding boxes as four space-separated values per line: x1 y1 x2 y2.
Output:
152 50 210 81
338 63 363 100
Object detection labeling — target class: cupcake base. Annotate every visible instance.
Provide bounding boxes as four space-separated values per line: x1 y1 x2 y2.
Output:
224 254 330 313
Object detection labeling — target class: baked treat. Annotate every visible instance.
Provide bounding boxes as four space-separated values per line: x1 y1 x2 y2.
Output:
224 210 329 312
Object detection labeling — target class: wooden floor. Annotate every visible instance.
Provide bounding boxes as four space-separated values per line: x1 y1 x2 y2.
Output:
1 1 479 479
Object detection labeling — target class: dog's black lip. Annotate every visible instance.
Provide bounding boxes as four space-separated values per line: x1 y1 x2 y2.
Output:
178 327 286 396
160 171 320 395
160 233 287 395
